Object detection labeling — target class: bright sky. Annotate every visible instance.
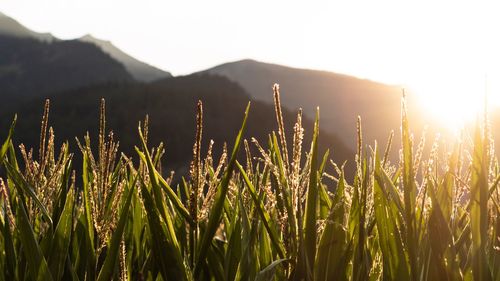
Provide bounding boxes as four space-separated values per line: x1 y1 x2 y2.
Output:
1 0 500 128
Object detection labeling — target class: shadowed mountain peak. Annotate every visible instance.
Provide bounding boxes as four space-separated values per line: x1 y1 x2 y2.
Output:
79 34 171 82
202 59 422 149
0 35 133 99
0 11 54 41
0 12 171 83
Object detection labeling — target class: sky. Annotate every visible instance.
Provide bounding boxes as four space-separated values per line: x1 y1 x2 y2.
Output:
1 0 500 128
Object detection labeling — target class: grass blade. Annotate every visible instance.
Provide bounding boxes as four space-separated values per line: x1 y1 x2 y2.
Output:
301 108 320 280
237 161 286 258
470 122 492 281
195 102 250 278
97 183 135 281
140 178 187 280
14 193 54 281
0 115 16 162
48 188 75 280
315 170 349 281
4 161 53 228
255 258 288 281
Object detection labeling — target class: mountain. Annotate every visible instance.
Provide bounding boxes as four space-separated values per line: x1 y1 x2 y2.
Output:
0 74 354 176
0 12 170 83
0 11 54 41
79 34 171 82
202 59 425 150
0 35 133 99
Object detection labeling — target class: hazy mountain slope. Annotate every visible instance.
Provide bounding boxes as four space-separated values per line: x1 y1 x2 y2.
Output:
0 12 170 82
0 11 54 41
0 35 133 99
203 59 424 149
79 34 171 82
0 74 353 176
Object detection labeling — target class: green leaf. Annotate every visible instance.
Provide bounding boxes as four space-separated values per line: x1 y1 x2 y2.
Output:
140 180 187 280
400 98 418 280
4 161 53 228
224 196 242 281
426 180 459 281
78 150 96 279
97 183 135 281
136 149 193 225
301 109 320 280
254 259 288 281
238 189 260 281
48 188 75 281
15 194 54 281
2 210 17 280
270 133 297 253
470 122 492 281
315 171 350 281
0 115 16 162
237 161 286 259
373 149 410 281
194 103 250 278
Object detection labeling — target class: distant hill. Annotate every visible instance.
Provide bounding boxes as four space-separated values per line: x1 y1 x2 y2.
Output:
0 12 170 83
0 74 354 176
79 34 171 82
202 59 425 149
0 11 54 41
0 35 133 99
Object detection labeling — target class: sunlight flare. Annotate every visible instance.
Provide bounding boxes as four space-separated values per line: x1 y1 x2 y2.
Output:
410 69 500 131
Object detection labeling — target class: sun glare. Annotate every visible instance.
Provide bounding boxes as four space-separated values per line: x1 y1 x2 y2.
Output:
408 68 500 132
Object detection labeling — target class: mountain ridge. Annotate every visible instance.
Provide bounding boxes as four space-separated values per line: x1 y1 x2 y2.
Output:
0 74 354 176
0 11 170 82
209 58 400 87
79 34 171 82
201 58 419 149
0 11 427 155
0 34 134 99
0 11 54 41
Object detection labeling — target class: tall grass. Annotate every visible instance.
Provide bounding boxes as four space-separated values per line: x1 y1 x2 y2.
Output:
1 86 500 281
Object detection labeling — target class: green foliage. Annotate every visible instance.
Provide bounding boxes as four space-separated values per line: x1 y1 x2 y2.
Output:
1 87 500 281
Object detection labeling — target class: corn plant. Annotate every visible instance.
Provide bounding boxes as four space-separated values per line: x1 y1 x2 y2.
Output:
1 86 500 281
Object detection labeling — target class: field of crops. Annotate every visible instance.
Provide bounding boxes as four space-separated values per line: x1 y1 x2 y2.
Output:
1 85 499 281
